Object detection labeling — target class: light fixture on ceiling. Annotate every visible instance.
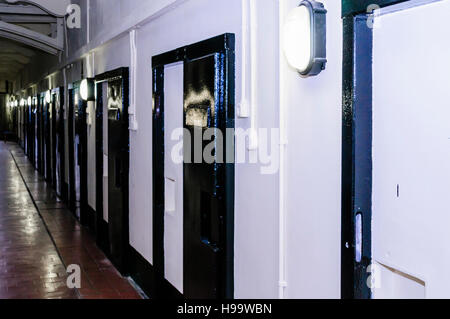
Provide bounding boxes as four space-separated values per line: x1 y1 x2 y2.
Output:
283 0 327 77
80 78 95 101
45 90 51 104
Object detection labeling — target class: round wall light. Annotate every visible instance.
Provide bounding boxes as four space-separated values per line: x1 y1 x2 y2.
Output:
283 0 327 77
80 78 95 101
45 90 51 104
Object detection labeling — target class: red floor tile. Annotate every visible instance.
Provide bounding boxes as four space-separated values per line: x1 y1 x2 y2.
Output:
0 143 142 300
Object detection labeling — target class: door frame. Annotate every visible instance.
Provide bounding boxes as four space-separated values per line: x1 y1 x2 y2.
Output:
95 67 130 273
341 0 412 299
51 87 65 197
68 81 88 224
152 33 235 299
44 93 52 183
68 87 75 212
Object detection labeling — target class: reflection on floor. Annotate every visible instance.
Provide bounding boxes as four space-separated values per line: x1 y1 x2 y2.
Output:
0 143 142 299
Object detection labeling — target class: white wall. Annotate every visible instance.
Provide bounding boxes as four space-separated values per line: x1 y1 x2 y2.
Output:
132 0 243 268
33 0 71 16
281 0 342 298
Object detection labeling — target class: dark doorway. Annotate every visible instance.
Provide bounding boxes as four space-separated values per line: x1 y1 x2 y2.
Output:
52 88 65 198
95 68 130 275
51 92 57 189
68 83 88 223
37 94 44 173
152 34 235 299
43 95 51 183
25 104 30 157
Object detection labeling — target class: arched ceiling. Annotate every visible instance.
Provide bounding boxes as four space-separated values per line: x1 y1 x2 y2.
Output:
0 0 67 83
0 38 37 81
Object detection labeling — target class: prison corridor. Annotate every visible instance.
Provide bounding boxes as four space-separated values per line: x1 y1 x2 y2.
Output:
0 142 142 299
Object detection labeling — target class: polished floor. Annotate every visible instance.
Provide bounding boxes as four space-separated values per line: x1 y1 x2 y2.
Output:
0 142 142 299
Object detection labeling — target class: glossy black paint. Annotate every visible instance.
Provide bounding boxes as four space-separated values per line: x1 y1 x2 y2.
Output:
33 100 37 167
34 97 40 170
152 65 165 297
95 68 130 275
68 84 88 223
76 87 88 226
51 93 57 189
44 98 52 183
342 0 410 16
25 105 30 158
341 15 373 299
95 82 108 251
53 88 65 198
152 34 235 299
68 89 75 212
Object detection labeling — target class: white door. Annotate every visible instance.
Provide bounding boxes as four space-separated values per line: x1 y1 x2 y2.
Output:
372 0 450 298
163 62 184 293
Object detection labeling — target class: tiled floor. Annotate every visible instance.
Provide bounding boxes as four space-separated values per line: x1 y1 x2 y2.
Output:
0 142 142 299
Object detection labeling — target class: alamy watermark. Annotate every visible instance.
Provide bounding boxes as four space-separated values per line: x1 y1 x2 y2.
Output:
66 264 81 289
66 4 81 29
169 127 280 175
366 4 381 29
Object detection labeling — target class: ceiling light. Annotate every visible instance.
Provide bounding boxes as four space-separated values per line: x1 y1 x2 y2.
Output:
45 90 51 104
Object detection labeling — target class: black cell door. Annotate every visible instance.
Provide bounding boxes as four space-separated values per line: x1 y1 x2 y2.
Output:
68 89 75 211
25 105 29 157
37 96 44 173
54 89 65 197
95 82 108 250
68 86 87 222
44 99 51 182
51 94 57 188
76 90 88 224
94 69 130 274
152 34 235 299
183 55 233 299
34 101 39 169
104 70 129 274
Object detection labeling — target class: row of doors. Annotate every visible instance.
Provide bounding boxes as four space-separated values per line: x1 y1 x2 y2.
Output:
18 34 236 299
19 70 129 275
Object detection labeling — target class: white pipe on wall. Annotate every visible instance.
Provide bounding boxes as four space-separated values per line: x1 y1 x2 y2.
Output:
278 0 288 299
239 0 250 118
85 53 94 126
248 0 259 151
129 29 138 131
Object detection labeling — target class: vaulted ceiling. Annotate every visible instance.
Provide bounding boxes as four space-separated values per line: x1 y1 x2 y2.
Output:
0 0 67 83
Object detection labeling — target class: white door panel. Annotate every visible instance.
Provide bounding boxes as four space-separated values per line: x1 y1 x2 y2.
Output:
163 62 184 293
373 0 450 298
